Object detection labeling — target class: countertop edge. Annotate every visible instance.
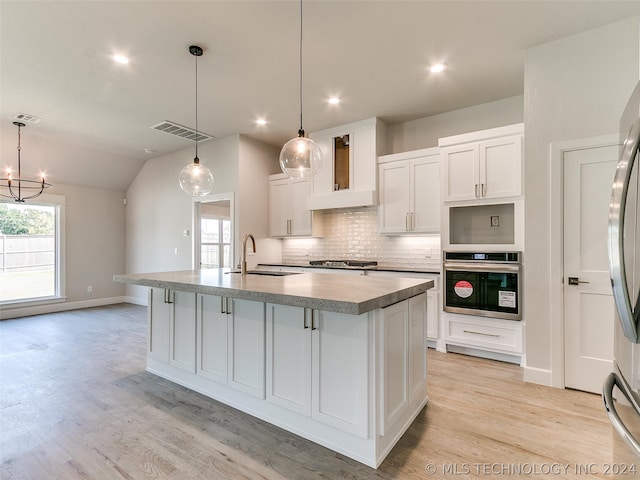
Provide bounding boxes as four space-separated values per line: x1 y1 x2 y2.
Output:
114 273 434 315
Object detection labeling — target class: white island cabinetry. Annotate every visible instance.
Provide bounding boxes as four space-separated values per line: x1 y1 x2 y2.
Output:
119 270 434 469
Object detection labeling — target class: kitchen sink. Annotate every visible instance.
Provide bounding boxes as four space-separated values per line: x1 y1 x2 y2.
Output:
226 270 302 276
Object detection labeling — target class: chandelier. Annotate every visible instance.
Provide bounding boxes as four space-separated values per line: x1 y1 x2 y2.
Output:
179 45 214 197
1 121 52 202
279 0 323 180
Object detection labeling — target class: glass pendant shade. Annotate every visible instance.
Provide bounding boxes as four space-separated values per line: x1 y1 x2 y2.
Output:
178 158 214 197
279 135 323 180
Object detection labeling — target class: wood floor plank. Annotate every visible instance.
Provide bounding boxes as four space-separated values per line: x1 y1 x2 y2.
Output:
0 304 630 479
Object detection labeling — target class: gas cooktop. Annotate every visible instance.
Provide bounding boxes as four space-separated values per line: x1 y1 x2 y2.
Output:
309 260 378 269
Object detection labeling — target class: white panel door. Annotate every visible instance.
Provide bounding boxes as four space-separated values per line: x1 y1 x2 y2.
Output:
228 299 266 398
378 161 410 233
442 144 479 202
564 144 618 393
148 288 171 363
408 293 427 403
169 291 197 373
290 179 312 236
411 156 440 232
480 135 522 199
198 294 228 384
265 304 311 415
269 178 290 237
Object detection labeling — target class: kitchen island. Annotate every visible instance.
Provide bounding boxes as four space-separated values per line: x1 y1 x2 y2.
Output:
114 269 434 468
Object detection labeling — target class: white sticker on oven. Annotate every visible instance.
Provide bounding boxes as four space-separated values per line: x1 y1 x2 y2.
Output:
498 291 516 308
454 280 473 298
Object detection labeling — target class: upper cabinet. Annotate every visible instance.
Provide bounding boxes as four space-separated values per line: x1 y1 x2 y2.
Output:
378 147 440 234
269 173 323 237
307 118 387 210
439 123 523 203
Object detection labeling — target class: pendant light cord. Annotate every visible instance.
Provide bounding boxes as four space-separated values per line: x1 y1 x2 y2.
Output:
194 50 199 161
298 0 304 137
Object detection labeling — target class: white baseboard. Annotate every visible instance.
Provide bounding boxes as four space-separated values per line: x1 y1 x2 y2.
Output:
1 296 127 320
124 295 148 306
523 365 553 387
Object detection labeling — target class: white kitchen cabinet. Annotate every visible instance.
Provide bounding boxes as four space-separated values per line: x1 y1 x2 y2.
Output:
197 294 229 384
439 124 523 202
266 304 370 438
269 174 321 237
379 294 427 435
307 117 387 210
227 298 266 399
378 148 440 234
148 288 196 373
443 311 523 364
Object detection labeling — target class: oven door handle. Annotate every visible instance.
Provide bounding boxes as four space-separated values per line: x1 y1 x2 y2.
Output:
443 262 521 273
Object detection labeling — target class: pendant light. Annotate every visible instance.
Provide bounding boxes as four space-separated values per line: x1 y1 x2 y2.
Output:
279 0 322 180
1 121 52 202
179 45 214 197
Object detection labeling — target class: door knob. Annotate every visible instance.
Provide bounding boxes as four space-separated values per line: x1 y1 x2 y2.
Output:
568 277 590 285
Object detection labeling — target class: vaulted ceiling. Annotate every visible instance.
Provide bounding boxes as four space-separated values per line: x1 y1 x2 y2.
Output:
2 1 640 191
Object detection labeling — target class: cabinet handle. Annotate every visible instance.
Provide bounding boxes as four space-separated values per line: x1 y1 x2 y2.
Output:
303 309 309 329
226 297 232 314
287 219 292 235
411 212 415 231
220 296 226 314
482 183 486 197
463 329 499 338
475 184 479 198
406 213 410 232
164 288 173 304
311 310 317 331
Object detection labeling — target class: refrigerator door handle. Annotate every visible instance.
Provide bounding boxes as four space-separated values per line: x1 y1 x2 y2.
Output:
603 371 640 457
609 116 640 342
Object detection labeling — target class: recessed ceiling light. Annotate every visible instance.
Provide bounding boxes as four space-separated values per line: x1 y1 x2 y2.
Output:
429 63 447 74
112 54 131 65
255 118 267 126
328 96 341 105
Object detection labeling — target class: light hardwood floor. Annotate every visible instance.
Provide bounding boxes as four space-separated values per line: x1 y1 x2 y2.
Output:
0 304 628 479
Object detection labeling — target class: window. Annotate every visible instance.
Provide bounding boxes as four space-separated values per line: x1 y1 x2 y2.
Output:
0 194 65 304
200 216 231 268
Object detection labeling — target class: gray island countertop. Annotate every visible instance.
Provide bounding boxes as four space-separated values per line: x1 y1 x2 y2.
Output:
114 269 434 315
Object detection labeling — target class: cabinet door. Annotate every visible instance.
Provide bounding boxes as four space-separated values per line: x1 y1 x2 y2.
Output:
169 291 197 373
228 299 266 398
269 178 291 237
197 294 228 384
148 288 171 363
311 310 369 438
378 161 411 233
411 156 440 233
380 300 409 435
408 294 427 403
480 135 522 199
290 179 312 236
441 144 480 202
266 304 312 415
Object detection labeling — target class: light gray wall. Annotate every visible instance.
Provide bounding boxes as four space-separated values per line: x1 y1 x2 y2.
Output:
2 182 127 319
387 95 524 153
523 17 640 383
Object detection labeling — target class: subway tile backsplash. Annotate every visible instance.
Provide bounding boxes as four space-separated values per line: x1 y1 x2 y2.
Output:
282 207 442 270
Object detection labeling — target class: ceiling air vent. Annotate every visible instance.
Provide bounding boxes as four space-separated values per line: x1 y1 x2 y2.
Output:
150 121 212 142
14 113 42 123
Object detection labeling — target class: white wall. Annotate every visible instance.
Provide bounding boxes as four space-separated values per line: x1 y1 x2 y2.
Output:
124 134 279 303
1 182 127 319
387 95 523 153
523 17 640 385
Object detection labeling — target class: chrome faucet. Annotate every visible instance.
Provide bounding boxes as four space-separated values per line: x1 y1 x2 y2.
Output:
242 233 256 275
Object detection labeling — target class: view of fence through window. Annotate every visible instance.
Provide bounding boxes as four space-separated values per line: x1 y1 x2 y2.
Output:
201 217 231 268
0 203 56 302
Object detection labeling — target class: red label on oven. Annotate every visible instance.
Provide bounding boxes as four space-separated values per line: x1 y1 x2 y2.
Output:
454 280 473 298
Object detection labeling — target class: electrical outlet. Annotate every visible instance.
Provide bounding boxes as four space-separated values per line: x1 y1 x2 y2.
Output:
87 285 93 293
174 247 178 255
491 215 500 227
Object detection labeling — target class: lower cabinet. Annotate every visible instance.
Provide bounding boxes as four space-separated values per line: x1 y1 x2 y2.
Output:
379 294 427 435
148 287 196 372
266 303 369 438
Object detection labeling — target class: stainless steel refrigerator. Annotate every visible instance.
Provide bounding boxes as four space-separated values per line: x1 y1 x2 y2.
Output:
603 80 640 460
